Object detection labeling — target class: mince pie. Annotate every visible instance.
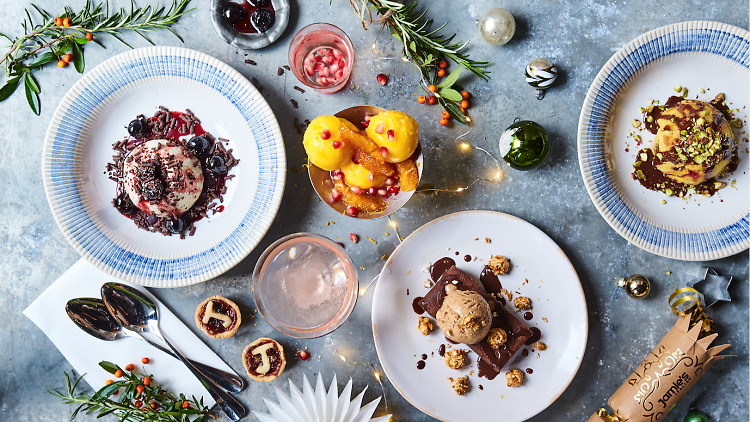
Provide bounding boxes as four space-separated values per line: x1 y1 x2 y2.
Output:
194 295 241 339
242 337 286 382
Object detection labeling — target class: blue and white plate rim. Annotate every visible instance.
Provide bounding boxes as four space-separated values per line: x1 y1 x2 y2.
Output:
577 21 750 261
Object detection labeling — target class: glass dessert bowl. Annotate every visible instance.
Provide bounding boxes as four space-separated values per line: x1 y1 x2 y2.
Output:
288 23 354 93
252 233 358 338
306 106 423 220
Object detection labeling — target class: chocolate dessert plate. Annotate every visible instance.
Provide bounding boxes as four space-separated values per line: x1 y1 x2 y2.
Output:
42 47 286 287
372 211 587 422
578 21 750 260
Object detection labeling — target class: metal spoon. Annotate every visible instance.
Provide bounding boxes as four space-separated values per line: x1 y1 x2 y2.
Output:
100 283 247 421
65 298 245 394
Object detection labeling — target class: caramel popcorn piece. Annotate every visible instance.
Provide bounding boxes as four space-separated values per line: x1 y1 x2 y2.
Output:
534 341 547 351
444 349 467 370
461 315 485 332
501 288 513 301
484 237 491 243
488 255 511 275
513 296 532 310
417 316 433 336
447 376 470 395
486 328 508 350
505 368 524 387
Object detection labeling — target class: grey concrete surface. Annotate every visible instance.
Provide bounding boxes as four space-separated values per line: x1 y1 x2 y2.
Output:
0 0 747 421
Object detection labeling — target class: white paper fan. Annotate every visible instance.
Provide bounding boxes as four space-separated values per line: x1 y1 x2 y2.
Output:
253 373 392 422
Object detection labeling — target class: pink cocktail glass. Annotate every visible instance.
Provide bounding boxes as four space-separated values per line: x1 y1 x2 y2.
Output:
288 23 354 93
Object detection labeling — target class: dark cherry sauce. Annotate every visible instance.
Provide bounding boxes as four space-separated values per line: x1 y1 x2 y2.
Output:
525 327 542 345
406 288 409 296
454 251 459 256
438 344 446 357
526 368 533 374
228 1 275 33
445 336 458 345
524 312 533 321
412 296 425 315
479 266 503 295
463 254 472 262
430 257 456 282
416 360 425 370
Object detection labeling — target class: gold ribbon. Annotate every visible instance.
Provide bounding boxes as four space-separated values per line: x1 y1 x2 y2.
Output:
596 408 623 421
668 287 715 336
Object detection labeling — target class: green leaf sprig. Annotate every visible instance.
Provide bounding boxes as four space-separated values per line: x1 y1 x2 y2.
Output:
352 0 490 124
49 361 215 422
0 0 194 115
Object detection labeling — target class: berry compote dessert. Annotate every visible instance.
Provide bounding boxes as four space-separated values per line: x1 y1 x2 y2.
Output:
106 107 239 238
223 0 275 33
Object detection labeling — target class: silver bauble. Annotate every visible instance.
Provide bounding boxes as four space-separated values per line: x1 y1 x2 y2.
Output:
478 8 515 46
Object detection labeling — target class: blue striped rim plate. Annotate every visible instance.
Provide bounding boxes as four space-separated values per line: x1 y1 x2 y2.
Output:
578 21 749 261
42 47 286 287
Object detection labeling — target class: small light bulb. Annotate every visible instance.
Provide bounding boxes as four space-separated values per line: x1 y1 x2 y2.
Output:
456 187 464 192
460 143 470 150
374 372 381 381
340 355 347 362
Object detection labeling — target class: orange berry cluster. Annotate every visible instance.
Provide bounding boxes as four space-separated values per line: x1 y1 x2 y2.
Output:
415 60 471 126
53 16 94 68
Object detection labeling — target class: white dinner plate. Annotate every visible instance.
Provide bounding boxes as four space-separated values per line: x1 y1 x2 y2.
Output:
578 21 750 260
372 211 587 422
42 47 286 287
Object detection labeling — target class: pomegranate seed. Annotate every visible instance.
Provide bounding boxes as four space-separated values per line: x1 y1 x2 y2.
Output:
317 48 328 55
323 56 335 65
313 62 324 71
385 176 396 186
360 119 369 128
332 140 342 149
306 67 315 76
337 242 345 248
346 206 359 217
363 115 372 123
376 123 386 134
334 70 344 79
314 54 323 62
332 170 344 181
350 186 363 194
321 129 331 140
330 189 342 202
368 187 377 195
333 49 343 59
387 129 395 141
318 77 330 85
329 63 339 73
352 156 359 164
338 59 346 68
304 57 313 67
377 74 388 85
380 147 389 158
378 188 388 196
319 67 330 77
350 233 359 243
388 186 400 194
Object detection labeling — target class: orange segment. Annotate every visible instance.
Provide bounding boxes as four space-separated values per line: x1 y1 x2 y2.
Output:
354 149 395 177
339 123 379 154
395 159 419 191
335 180 387 214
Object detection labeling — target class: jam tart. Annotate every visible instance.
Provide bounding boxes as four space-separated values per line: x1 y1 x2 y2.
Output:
194 295 241 339
242 337 286 382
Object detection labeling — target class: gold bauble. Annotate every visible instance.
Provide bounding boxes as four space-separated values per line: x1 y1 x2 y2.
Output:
613 274 651 299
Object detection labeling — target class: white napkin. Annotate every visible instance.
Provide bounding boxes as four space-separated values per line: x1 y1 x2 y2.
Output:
24 258 241 408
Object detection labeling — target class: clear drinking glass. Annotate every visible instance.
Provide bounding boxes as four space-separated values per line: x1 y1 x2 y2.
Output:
288 23 354 93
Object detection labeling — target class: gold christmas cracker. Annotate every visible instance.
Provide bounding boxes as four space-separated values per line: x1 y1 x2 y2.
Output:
588 299 730 422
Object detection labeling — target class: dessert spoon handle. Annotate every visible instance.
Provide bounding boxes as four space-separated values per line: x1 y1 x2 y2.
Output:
137 334 245 393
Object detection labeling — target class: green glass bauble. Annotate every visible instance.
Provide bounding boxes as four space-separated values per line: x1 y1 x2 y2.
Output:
683 410 709 422
498 120 550 170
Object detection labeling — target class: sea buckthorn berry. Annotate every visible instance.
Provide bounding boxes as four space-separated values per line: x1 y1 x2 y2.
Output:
150 403 158 410
427 96 436 105
105 380 114 386
63 54 73 63
114 369 124 378
441 110 450 119
460 107 466 113
440 118 449 126
182 401 190 409
460 100 469 109
428 85 437 93
57 60 66 68
437 69 446 77
461 91 470 100
438 60 447 69
54 17 63 26
142 357 150 364
125 363 135 371
136 385 145 394
134 400 142 407
63 18 72 27
417 95 426 104
143 376 151 386
86 32 93 41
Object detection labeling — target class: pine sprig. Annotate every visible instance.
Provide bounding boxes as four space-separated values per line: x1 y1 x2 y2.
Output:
0 0 194 115
48 361 215 422
356 0 490 123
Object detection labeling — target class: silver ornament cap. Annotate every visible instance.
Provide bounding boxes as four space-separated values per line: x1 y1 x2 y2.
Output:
525 58 557 100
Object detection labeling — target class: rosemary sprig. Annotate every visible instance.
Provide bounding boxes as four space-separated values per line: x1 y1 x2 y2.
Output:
353 0 490 123
48 361 215 422
0 0 194 115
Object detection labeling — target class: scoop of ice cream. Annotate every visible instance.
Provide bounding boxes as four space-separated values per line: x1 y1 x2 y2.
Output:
340 160 387 189
303 115 355 171
436 290 492 344
651 99 735 185
123 139 204 218
365 110 419 163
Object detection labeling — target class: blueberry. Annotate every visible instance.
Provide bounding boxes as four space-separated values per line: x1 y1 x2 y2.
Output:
223 2 246 24
251 9 274 33
114 194 135 214
185 136 210 158
248 0 269 6
164 218 185 234
127 119 148 138
207 155 228 174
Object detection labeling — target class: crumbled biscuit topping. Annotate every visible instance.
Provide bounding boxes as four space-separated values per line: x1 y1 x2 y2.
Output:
417 316 433 336
505 368 524 387
488 255 511 275
513 296 532 310
444 349 467 369
486 328 508 350
461 315 485 332
501 288 513 301
534 341 547 351
448 376 470 395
